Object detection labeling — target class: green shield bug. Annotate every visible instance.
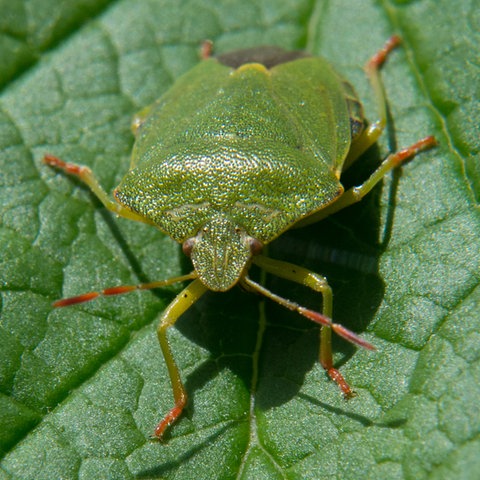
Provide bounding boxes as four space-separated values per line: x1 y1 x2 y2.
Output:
44 36 436 440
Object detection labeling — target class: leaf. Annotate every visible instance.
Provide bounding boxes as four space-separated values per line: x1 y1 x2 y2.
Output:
0 0 478 479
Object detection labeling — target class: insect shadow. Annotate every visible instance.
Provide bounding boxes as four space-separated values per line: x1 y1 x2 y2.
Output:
169 141 403 423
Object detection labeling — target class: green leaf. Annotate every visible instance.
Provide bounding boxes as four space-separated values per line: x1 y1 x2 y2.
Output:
0 0 478 478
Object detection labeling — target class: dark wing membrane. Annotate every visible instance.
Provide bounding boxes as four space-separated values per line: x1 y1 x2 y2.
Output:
216 46 311 69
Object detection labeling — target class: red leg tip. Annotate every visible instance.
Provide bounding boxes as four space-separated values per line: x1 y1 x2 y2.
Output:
393 135 438 167
201 40 213 59
43 154 64 167
387 35 402 50
327 368 356 399
152 404 185 440
367 35 402 71
43 154 85 176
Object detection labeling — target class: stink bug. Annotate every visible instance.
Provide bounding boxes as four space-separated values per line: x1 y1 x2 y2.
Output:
44 36 436 439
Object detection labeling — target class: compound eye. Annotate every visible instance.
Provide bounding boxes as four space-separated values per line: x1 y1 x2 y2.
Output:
182 238 195 256
248 238 263 256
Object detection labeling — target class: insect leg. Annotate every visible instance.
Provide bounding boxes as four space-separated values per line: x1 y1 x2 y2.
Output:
200 40 214 59
250 255 371 397
345 35 401 165
154 279 209 440
50 273 197 307
43 154 155 225
317 135 437 220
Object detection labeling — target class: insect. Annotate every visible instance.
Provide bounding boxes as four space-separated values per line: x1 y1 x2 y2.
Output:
44 36 436 440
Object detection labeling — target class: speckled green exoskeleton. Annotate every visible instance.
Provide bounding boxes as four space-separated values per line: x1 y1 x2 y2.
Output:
44 36 436 439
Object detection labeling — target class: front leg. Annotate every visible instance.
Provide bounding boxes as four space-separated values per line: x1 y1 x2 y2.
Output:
153 279 209 440
43 154 155 225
